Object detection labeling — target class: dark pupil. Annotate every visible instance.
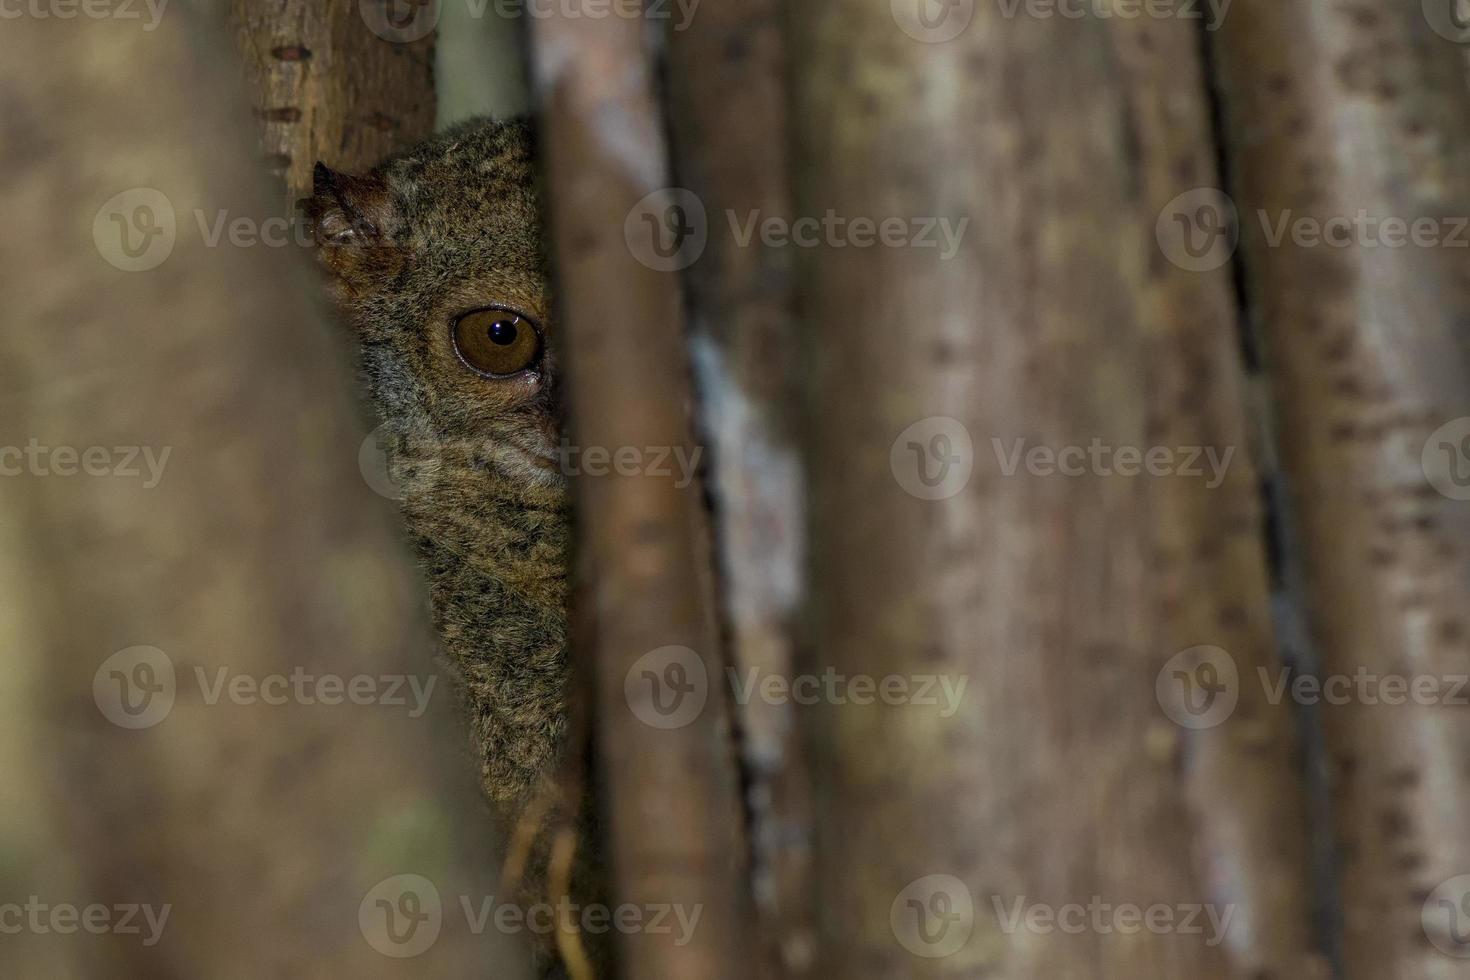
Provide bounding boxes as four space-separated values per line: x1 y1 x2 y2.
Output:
487 319 519 346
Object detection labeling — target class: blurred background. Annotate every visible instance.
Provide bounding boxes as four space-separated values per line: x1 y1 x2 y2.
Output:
3 2 1470 980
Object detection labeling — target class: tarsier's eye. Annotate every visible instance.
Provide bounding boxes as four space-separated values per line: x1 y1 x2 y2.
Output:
452 307 542 377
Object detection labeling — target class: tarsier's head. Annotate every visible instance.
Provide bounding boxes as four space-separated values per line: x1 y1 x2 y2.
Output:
305 117 564 507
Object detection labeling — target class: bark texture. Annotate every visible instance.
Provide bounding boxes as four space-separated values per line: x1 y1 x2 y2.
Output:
1212 4 1470 977
788 4 1322 977
228 0 437 203
526 8 754 980
666 3 812 976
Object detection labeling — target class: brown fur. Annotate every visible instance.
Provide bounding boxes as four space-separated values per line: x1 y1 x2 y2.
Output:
306 117 596 975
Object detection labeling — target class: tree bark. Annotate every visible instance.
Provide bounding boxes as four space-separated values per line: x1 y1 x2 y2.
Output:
788 4 1321 977
526 6 754 980
665 3 811 977
1212 4 1470 977
0 9 527 979
228 0 437 203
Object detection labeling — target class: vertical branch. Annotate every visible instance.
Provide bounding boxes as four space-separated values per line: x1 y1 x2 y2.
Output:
665 2 811 976
1113 12 1325 974
787 3 1320 977
1212 3 1470 976
228 0 437 202
527 6 753 980
0 9 527 979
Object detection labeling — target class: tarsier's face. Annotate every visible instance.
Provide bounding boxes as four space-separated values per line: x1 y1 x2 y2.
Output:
305 118 565 495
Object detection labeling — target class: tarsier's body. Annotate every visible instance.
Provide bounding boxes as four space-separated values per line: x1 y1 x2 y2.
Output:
307 118 586 971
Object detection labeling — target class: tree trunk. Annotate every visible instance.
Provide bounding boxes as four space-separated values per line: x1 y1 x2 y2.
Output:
1212 3 1470 976
665 3 811 977
787 4 1321 976
526 7 754 980
0 8 527 978
228 0 437 203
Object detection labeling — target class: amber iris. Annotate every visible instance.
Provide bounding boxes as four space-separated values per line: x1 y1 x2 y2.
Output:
452 308 541 376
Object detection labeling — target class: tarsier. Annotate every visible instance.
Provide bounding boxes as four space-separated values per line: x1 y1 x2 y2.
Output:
306 117 595 975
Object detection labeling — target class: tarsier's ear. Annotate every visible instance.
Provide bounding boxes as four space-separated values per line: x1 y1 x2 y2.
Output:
304 163 397 248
